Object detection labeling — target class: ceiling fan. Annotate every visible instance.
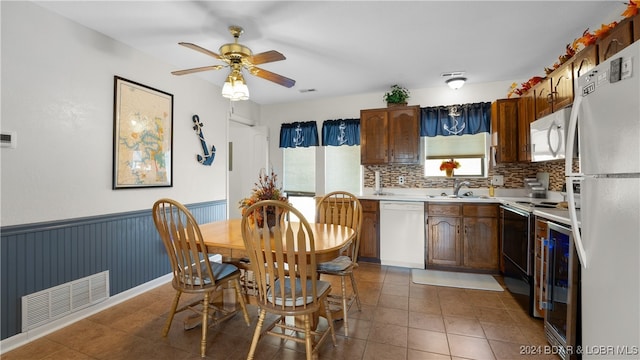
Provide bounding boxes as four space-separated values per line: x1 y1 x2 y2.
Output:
171 25 296 96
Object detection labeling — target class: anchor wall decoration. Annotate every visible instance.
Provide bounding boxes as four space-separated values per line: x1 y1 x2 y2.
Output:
191 114 216 166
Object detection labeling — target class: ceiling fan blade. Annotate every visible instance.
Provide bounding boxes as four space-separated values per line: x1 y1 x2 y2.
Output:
171 65 225 75
249 50 286 65
178 42 222 60
249 67 295 88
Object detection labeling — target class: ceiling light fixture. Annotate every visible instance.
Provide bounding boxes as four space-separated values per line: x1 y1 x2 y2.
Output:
221 66 250 101
446 77 467 90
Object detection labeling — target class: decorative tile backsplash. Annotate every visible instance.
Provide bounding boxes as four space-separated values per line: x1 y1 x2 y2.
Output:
364 159 579 191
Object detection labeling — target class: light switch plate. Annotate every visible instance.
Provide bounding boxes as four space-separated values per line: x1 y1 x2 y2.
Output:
621 58 632 80
491 175 504 186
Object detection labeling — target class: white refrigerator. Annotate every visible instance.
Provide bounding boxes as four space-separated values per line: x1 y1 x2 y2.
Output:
566 41 640 358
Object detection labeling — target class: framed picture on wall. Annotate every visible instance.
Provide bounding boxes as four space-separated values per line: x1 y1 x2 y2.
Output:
113 76 173 189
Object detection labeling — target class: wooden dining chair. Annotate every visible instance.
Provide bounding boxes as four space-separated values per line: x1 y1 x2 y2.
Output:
241 200 336 360
152 198 251 358
315 191 363 337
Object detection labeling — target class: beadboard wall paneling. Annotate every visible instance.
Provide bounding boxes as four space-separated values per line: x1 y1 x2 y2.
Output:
0 200 226 341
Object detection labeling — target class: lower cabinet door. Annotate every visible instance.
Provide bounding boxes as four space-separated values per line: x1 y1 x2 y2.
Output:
463 217 499 271
427 217 461 266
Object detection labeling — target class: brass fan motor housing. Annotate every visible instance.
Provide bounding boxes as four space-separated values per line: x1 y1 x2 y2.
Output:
219 43 252 59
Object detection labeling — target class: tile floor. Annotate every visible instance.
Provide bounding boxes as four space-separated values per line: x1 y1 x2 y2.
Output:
3 263 560 359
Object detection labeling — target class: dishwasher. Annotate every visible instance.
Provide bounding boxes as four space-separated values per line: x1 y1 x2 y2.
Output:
379 201 425 268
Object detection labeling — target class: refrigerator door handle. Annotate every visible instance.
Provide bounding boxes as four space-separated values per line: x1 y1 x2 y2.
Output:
566 177 587 268
565 95 582 177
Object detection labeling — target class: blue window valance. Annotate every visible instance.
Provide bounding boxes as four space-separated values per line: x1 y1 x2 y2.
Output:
279 121 319 148
420 102 491 137
321 119 360 146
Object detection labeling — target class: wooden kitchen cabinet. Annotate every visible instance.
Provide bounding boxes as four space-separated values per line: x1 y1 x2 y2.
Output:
360 105 420 165
598 17 634 62
532 80 552 120
427 203 499 272
550 60 574 112
532 60 573 120
517 91 535 162
462 205 499 271
572 44 598 81
491 99 519 163
634 14 640 41
534 218 549 318
359 199 380 262
428 216 461 267
427 203 461 267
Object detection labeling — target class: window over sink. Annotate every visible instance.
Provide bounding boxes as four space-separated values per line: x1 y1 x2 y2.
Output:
423 133 489 177
420 102 491 177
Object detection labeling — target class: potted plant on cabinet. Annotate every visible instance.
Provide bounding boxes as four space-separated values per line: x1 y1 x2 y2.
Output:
383 84 410 106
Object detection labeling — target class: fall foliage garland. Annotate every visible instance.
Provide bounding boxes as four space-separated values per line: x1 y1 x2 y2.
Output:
507 1 639 98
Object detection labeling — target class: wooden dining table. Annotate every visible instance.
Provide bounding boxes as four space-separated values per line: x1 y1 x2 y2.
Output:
199 218 355 326
199 218 356 263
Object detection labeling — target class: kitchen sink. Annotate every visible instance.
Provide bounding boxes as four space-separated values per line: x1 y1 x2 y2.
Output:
372 192 394 196
426 193 490 200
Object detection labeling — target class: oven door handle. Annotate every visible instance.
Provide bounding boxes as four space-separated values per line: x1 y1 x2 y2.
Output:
500 205 530 218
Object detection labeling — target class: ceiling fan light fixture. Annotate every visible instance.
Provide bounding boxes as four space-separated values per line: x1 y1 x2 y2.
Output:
221 71 250 101
446 77 467 90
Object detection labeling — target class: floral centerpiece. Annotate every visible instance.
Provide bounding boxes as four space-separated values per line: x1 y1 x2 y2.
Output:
238 169 289 227
440 159 460 177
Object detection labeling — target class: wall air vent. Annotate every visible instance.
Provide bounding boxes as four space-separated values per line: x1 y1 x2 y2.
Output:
21 271 109 332
441 71 466 78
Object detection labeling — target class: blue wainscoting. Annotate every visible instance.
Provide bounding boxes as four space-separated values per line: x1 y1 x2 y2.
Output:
0 200 226 340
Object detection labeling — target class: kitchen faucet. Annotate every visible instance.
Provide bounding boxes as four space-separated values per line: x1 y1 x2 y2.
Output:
453 180 471 197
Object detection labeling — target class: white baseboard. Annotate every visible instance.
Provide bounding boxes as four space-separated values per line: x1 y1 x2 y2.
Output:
0 274 172 354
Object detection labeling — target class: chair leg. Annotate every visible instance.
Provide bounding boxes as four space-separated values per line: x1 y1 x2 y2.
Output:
340 276 349 337
162 290 182 336
233 278 251 326
200 292 211 357
304 314 313 360
323 297 337 346
349 272 362 311
247 308 266 360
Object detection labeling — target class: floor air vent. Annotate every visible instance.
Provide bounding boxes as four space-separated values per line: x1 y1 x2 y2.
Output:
22 271 109 332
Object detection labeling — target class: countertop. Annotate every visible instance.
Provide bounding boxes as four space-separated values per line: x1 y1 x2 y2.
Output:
357 188 580 227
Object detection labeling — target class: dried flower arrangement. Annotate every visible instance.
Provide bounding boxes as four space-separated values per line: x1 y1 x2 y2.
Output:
238 169 289 226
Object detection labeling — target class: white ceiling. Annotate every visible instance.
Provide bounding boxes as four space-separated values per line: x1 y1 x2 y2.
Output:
34 1 623 105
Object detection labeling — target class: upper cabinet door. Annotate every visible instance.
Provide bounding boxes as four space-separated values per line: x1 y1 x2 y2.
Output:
551 60 574 111
360 105 420 165
491 99 519 163
598 17 633 61
517 91 535 162
360 109 389 164
572 45 597 80
533 80 552 119
388 106 420 164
